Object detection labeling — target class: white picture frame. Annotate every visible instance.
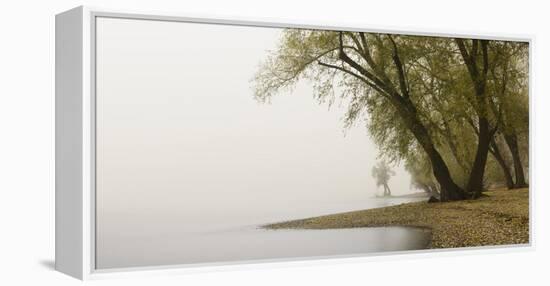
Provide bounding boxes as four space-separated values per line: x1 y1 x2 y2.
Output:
55 6 534 280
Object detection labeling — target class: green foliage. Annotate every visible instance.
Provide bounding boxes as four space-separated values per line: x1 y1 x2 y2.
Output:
252 29 529 192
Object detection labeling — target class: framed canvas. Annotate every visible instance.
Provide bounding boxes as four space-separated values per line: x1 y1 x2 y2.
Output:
55 6 533 280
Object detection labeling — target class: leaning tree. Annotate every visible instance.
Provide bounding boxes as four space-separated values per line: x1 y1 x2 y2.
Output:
253 30 470 201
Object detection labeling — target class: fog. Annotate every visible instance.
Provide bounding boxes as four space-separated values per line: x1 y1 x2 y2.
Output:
95 17 423 269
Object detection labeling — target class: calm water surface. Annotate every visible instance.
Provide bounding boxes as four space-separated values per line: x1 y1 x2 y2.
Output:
97 196 430 269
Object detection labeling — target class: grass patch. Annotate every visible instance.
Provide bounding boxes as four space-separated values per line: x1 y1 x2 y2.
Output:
265 188 529 248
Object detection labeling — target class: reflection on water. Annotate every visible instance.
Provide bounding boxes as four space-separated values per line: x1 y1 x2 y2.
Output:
96 197 429 269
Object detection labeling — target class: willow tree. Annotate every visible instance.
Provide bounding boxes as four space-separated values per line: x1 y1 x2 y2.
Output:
452 38 516 198
486 41 529 188
457 40 529 190
417 39 528 192
253 30 469 201
381 38 527 194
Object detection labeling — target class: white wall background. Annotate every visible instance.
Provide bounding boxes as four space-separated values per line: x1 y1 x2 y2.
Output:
0 0 548 285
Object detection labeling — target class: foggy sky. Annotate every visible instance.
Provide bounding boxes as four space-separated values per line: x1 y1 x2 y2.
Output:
95 17 415 233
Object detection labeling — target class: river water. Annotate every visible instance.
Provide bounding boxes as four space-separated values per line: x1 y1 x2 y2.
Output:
96 196 431 269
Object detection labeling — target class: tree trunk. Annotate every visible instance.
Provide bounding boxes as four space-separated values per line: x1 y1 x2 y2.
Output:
455 39 492 199
399 106 466 202
335 36 466 202
384 183 392 196
504 133 528 188
489 137 515 189
441 120 470 175
466 116 491 198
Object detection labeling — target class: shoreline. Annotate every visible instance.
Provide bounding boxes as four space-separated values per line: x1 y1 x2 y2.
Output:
372 192 431 199
264 188 529 249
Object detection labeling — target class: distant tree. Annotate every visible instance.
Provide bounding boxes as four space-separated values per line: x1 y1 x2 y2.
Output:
405 152 440 195
371 161 395 196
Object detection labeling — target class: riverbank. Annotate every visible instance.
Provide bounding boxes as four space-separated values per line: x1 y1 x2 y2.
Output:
265 188 529 248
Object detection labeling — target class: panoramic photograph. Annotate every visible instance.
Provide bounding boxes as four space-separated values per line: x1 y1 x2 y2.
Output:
94 17 529 269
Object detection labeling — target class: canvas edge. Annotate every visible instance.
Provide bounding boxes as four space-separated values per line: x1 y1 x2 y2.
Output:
55 5 85 280
54 5 93 281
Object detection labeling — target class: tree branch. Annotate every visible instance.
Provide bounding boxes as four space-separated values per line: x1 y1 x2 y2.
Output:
337 32 397 97
455 38 479 80
357 32 380 69
387 34 410 98
481 40 489 81
345 32 364 55
317 60 390 98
